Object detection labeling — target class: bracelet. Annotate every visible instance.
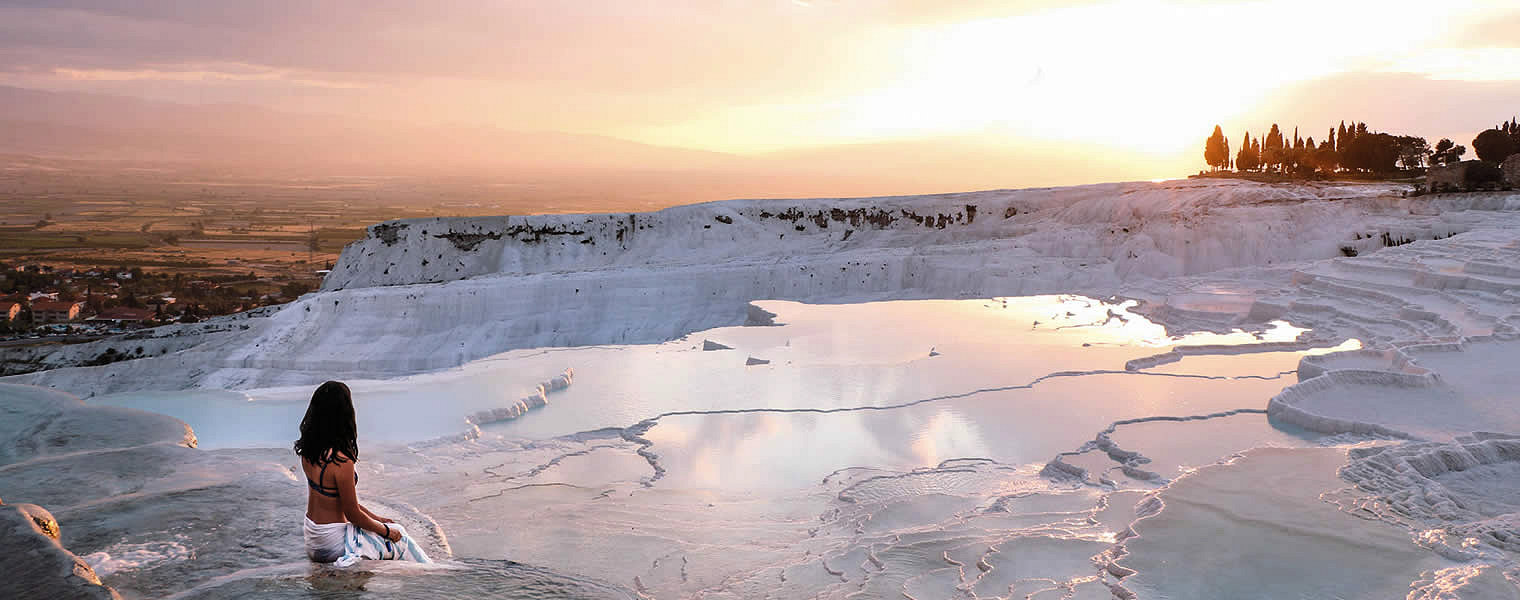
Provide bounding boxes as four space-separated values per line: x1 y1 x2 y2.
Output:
383 524 391 539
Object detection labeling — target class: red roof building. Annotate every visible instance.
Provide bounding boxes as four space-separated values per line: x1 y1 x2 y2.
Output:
87 307 156 325
31 300 85 324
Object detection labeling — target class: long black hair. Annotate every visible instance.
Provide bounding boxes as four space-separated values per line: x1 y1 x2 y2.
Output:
294 381 359 465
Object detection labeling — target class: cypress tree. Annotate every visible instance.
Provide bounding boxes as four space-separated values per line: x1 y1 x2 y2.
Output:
1236 131 1254 171
1204 125 1229 170
1264 124 1284 172
1339 121 1358 167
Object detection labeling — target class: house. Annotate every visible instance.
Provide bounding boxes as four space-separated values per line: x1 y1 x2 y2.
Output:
87 307 155 327
1 301 20 321
31 300 85 324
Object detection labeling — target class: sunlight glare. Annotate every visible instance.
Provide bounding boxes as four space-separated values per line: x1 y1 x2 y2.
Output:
835 0 1478 155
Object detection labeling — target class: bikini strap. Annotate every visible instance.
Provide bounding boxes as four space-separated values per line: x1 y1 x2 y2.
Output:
306 457 342 498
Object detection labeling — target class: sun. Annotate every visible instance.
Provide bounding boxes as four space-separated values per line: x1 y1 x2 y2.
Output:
832 0 1463 156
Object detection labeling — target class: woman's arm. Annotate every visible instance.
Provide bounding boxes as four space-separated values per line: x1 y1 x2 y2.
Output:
359 503 393 523
332 459 401 541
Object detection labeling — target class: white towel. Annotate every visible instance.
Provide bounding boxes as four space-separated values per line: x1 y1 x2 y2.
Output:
304 517 432 567
304 517 348 563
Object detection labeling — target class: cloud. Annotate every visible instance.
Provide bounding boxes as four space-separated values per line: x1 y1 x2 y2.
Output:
1382 48 1520 82
0 1 1097 87
48 64 365 89
1 0 1517 156
868 0 1099 24
1245 71 1520 145
1457 10 1520 48
0 2 839 80
0 1 926 132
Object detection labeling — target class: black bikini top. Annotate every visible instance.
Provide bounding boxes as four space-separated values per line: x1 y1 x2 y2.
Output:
306 458 357 498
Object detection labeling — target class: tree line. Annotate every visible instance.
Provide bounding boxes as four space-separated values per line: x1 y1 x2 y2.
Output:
1204 117 1520 176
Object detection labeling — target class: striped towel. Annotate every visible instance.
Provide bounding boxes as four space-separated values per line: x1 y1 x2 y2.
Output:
302 519 431 571
333 522 432 568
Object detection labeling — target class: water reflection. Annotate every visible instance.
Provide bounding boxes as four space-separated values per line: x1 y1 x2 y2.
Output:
88 295 1344 456
639 371 1300 490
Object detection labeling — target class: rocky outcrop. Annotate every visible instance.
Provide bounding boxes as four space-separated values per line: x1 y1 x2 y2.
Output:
0 501 122 600
464 368 574 427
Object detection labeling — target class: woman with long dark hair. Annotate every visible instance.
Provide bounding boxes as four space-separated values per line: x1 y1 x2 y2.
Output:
296 381 430 565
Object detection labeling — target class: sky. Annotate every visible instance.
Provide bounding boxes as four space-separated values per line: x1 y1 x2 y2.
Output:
2 0 1519 187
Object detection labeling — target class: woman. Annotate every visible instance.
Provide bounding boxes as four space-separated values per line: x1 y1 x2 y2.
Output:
295 381 431 566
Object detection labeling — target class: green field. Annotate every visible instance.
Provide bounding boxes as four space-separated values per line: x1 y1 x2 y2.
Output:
0 230 157 251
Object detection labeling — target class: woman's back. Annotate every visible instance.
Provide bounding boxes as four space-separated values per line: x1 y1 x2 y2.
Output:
301 453 352 524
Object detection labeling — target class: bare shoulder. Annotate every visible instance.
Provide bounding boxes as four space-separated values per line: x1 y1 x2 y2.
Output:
301 452 356 477
326 452 356 471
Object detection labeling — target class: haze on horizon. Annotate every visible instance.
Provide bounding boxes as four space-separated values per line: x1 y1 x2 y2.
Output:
3 0 1519 198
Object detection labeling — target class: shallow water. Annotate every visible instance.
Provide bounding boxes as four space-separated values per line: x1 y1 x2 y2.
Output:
92 296 1313 449
11 295 1474 599
1119 447 1452 600
168 558 635 599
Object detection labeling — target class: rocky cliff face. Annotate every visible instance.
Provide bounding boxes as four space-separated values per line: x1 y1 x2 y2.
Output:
322 200 988 291
325 180 1407 292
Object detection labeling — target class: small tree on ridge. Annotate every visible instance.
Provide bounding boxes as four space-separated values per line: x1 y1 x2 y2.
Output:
1204 126 1229 171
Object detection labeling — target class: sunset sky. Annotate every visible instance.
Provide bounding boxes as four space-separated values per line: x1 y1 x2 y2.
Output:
3 0 1519 187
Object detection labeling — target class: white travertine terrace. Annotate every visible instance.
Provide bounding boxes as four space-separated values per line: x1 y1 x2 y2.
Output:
5 179 1520 598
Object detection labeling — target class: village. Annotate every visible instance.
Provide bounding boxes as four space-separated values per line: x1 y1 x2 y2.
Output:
0 261 322 341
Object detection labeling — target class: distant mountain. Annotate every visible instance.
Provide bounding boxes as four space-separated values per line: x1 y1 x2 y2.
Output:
0 86 1190 196
759 134 1190 193
0 86 743 174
